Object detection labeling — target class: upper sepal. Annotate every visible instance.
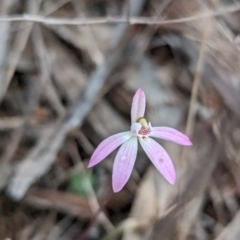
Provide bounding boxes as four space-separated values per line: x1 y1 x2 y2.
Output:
131 88 146 123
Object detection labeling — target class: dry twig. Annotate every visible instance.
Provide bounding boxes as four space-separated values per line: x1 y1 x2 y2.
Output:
0 3 240 25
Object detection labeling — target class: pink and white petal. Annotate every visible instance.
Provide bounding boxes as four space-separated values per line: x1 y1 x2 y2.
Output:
131 88 146 123
140 137 176 184
150 127 192 146
88 132 132 168
112 137 138 192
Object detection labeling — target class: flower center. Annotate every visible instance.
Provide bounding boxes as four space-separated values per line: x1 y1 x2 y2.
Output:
137 117 151 137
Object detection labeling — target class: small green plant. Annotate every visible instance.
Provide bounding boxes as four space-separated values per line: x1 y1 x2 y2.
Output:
68 171 95 196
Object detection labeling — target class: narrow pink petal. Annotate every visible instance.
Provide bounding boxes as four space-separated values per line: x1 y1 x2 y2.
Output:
88 132 132 168
112 137 138 192
131 88 146 123
150 127 192 146
140 137 176 184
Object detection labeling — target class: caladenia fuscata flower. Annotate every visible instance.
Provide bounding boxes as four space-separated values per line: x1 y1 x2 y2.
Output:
88 88 192 192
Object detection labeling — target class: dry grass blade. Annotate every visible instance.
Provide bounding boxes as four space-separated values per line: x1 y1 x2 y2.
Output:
45 216 74 240
71 0 104 65
185 14 213 137
0 0 19 91
31 24 66 116
30 212 56 240
0 20 10 86
122 167 157 240
0 117 24 130
215 211 240 240
43 29 86 102
24 188 91 218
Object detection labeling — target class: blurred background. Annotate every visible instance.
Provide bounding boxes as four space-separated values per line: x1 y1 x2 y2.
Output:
1 0 240 239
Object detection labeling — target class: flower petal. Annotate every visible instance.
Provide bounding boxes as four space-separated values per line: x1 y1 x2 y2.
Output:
150 127 192 146
88 132 132 168
112 137 138 192
140 137 176 184
131 88 146 123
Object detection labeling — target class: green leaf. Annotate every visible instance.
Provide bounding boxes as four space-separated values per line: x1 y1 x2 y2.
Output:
68 171 95 196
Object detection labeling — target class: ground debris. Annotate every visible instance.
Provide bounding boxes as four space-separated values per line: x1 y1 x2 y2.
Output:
1 0 240 239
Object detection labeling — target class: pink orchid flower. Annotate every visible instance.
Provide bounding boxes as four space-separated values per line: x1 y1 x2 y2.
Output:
88 88 192 192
